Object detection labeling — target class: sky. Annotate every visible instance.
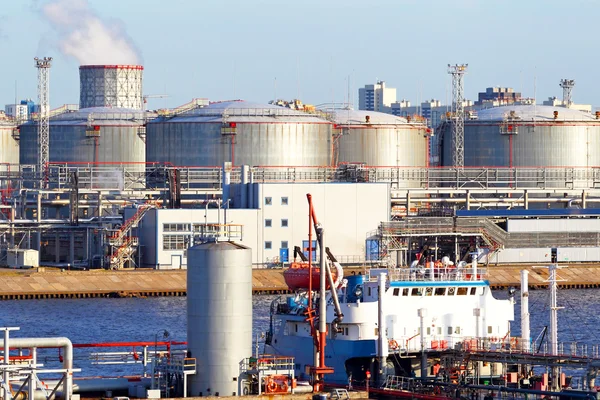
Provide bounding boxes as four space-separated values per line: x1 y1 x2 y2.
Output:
0 0 597 110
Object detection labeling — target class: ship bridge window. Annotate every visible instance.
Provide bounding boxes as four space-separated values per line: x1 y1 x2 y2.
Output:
402 288 409 296
435 288 446 296
457 287 468 296
393 288 400 296
411 288 423 296
425 287 433 296
470 287 477 295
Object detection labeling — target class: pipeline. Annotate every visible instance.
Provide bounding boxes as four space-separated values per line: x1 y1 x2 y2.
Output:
0 337 73 399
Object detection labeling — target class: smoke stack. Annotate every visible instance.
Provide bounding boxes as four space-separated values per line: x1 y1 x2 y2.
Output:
79 65 143 109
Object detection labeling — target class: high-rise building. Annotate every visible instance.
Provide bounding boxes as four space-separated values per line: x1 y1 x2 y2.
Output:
4 104 28 122
358 81 396 112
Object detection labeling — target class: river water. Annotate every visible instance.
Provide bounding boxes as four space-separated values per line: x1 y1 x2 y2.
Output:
1 289 599 377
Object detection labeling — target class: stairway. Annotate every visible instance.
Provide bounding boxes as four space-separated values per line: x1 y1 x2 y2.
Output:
106 204 154 269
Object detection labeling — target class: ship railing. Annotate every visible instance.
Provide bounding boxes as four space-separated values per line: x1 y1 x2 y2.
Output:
369 267 488 282
240 356 295 373
393 336 600 359
382 375 416 391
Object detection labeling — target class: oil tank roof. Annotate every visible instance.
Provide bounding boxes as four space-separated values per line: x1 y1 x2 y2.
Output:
159 100 329 123
31 107 150 126
190 241 250 251
330 109 410 125
472 105 596 122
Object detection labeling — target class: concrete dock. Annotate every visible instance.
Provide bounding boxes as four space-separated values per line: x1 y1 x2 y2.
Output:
0 265 599 300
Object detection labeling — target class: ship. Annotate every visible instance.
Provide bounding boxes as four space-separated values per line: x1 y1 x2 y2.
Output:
265 193 600 396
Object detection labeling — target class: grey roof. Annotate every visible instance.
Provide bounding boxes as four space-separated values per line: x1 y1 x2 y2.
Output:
471 105 597 122
156 100 330 124
22 107 149 126
330 109 410 125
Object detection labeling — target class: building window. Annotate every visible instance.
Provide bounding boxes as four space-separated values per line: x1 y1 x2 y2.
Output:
265 241 272 249
163 235 189 250
265 219 272 227
281 241 288 249
163 223 191 232
265 197 272 205
281 219 288 227
281 197 289 205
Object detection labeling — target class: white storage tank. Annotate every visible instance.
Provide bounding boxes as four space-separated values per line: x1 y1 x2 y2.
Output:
187 240 252 397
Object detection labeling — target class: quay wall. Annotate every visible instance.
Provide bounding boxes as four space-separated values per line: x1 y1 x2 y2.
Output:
0 265 599 300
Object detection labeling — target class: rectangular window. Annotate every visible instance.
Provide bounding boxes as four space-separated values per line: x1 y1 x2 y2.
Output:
435 288 446 296
455 327 461 334
426 327 431 335
448 327 453 335
487 326 493 334
281 219 289 227
281 241 288 249
393 288 400 296
265 219 272 227
402 288 409 296
281 197 289 205
411 288 422 296
163 235 189 250
265 241 272 249
265 197 272 205
425 287 433 296
437 327 442 335
457 287 468 296
163 223 191 232
470 287 477 295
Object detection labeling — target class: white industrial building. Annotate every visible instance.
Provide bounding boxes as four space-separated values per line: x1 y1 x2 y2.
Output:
130 182 390 269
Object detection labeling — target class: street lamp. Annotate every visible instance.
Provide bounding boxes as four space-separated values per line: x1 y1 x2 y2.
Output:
152 329 170 389
154 329 170 360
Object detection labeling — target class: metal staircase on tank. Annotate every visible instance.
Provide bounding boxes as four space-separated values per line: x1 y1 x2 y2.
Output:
106 204 154 269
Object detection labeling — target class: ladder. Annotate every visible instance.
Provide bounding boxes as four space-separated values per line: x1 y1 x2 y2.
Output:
331 388 350 400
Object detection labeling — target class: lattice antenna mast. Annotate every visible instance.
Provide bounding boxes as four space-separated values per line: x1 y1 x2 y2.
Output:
35 57 53 177
559 79 575 107
448 64 468 168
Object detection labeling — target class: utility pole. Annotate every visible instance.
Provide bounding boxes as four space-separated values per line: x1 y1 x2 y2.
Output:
448 64 468 168
35 57 52 186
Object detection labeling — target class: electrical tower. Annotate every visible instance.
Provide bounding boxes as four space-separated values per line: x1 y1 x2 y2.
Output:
559 78 575 107
35 56 53 181
448 64 468 168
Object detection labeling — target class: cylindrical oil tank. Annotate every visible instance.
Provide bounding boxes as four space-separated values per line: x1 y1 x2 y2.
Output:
0 117 18 165
147 100 332 166
187 241 252 397
19 107 146 188
331 109 430 167
441 105 600 167
79 65 143 110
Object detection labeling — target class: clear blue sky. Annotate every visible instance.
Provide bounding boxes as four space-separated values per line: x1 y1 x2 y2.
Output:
0 0 596 110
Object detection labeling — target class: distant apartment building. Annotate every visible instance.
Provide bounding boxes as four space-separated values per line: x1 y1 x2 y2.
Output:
476 87 522 106
5 99 37 122
4 104 28 121
390 99 475 129
358 81 397 112
542 97 592 113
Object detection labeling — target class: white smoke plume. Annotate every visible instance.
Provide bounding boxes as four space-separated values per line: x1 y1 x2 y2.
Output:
41 0 141 65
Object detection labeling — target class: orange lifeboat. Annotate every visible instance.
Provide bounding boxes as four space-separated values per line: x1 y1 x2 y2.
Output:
283 262 340 291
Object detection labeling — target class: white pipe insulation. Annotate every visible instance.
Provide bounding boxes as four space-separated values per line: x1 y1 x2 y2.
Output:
0 337 73 400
